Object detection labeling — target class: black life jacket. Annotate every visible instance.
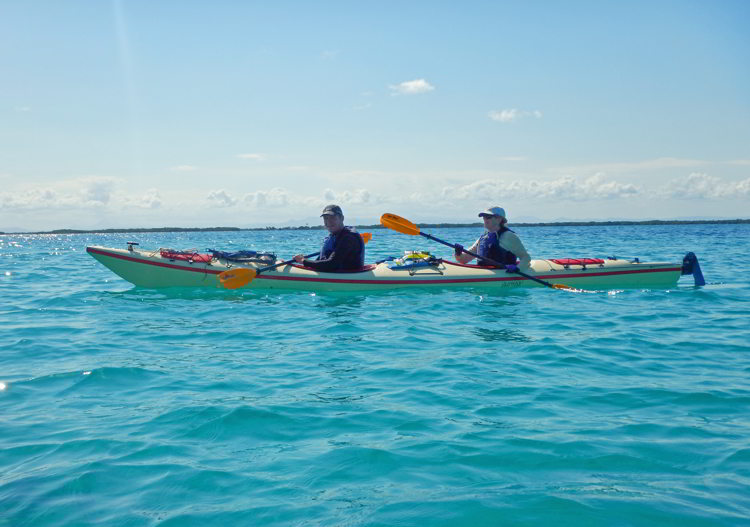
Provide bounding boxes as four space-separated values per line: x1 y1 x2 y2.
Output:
478 228 517 267
320 227 365 268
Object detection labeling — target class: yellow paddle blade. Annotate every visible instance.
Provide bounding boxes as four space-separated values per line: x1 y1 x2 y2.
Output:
380 213 420 236
218 268 257 289
361 232 372 244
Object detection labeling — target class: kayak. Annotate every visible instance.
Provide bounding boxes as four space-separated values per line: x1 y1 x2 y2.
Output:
86 244 701 291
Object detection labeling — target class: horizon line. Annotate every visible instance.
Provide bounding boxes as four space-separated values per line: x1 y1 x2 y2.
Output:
3 218 749 235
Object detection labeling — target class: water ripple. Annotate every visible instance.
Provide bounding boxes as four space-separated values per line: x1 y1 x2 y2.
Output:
2 226 749 526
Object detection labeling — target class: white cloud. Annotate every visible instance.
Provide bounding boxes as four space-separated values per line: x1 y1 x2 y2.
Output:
206 189 237 207
15 106 31 112
323 188 374 205
81 177 116 205
1 187 54 210
237 153 265 160
170 165 197 172
659 172 750 199
0 176 122 210
4 169 746 232
114 187 163 209
442 174 640 202
488 109 542 123
243 187 290 208
136 189 162 209
389 79 435 95
498 156 527 162
728 159 750 166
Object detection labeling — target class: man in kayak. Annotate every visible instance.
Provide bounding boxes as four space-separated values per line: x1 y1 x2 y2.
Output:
293 204 365 272
454 206 531 271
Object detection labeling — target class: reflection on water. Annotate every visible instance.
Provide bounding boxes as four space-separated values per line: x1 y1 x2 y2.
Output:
113 286 301 304
332 334 364 344
472 327 534 343
314 294 366 310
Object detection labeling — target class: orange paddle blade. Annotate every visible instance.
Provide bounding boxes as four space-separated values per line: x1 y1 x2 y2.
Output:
360 232 372 244
218 268 257 289
380 213 420 236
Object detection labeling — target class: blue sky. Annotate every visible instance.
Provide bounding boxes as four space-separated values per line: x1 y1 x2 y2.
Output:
1 0 748 231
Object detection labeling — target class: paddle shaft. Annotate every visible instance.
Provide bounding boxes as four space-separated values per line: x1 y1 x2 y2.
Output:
256 251 319 275
219 232 372 289
419 232 559 289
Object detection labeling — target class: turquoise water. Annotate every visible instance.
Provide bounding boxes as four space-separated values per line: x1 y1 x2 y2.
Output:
2 224 749 526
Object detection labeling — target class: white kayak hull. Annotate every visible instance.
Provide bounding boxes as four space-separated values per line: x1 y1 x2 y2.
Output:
87 246 686 291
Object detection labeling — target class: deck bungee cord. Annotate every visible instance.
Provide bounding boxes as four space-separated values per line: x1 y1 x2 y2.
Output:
379 213 579 291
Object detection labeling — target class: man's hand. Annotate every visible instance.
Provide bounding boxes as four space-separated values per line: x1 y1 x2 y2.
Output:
454 244 464 258
505 264 519 273
293 254 305 263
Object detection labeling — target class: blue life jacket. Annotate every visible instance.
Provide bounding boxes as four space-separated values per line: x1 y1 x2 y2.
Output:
319 227 365 267
320 233 336 259
478 228 517 266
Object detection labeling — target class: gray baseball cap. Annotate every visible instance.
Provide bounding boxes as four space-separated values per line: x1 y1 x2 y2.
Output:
321 204 343 217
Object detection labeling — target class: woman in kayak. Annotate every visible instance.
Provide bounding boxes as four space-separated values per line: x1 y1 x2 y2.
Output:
293 204 365 272
454 206 531 271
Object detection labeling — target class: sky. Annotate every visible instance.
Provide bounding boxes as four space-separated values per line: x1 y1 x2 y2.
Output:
1 0 749 231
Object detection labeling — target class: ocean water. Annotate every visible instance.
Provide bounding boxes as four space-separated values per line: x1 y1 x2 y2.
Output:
1 224 749 526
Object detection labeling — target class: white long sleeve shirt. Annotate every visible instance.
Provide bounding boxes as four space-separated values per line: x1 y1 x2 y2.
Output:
467 230 532 270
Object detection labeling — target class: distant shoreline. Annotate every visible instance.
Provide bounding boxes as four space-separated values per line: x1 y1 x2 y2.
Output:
2 218 749 235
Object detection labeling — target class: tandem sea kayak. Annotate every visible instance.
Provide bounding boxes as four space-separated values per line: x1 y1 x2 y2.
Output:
86 244 704 291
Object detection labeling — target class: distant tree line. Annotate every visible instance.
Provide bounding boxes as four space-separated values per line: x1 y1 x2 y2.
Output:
1 218 747 235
